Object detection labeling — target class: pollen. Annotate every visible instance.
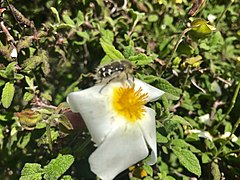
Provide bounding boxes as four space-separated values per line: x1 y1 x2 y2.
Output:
112 84 148 123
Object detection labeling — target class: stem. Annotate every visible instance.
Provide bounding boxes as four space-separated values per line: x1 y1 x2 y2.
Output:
213 82 240 131
170 68 191 111
160 27 192 77
230 116 240 137
215 1 233 28
222 82 240 119
46 119 53 151
215 116 240 158
214 83 240 158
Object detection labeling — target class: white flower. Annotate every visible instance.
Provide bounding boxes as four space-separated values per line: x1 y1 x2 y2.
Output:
185 129 213 142
10 48 18 58
199 114 211 126
220 132 238 142
207 14 217 23
67 78 164 180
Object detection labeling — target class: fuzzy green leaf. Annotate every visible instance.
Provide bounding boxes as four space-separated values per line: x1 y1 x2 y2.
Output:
20 163 43 180
61 175 73 180
43 154 74 180
0 79 5 87
22 52 48 72
157 132 168 143
17 36 33 51
100 29 114 44
156 78 181 100
23 92 34 102
148 14 158 22
50 7 60 23
5 62 17 78
41 61 50 75
62 14 75 26
141 75 181 100
211 160 221 180
100 40 124 60
172 147 201 177
15 73 25 80
129 53 153 65
76 10 84 26
0 70 7 78
171 115 192 127
22 56 43 72
1 82 15 108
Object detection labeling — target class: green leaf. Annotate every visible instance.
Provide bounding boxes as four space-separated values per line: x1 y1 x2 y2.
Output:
41 93 52 101
62 14 75 26
43 154 74 180
100 29 114 44
211 160 221 180
20 163 43 180
15 73 25 80
100 40 124 60
22 56 43 72
148 14 158 22
25 76 34 88
5 62 17 79
129 53 153 65
22 51 48 72
172 147 201 177
61 175 73 180
157 132 168 143
50 7 60 23
76 10 84 26
128 9 145 22
143 164 153 176
17 36 33 51
201 153 211 164
0 79 5 87
99 55 113 65
164 176 176 180
23 92 34 102
17 132 31 149
141 75 181 100
0 70 7 78
41 61 50 75
1 82 15 108
172 139 191 148
74 31 90 45
171 115 192 127
0 114 8 121
123 44 135 59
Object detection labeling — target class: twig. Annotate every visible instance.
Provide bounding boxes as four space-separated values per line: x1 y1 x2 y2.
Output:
160 27 192 76
216 76 232 86
191 77 206 93
33 102 57 110
210 101 225 121
215 0 233 28
0 20 14 42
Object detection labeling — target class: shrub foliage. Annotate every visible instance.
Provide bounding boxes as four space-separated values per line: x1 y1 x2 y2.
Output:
0 0 239 179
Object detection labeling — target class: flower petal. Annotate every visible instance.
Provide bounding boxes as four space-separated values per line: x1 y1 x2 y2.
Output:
89 124 149 180
139 107 157 165
133 78 165 102
67 89 114 145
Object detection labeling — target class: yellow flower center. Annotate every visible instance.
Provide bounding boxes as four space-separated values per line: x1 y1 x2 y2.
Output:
112 84 148 123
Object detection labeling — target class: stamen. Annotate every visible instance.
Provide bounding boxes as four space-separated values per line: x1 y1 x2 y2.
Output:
112 84 148 123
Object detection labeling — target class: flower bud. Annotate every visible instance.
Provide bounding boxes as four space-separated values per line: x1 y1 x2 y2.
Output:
15 109 42 130
189 18 215 39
